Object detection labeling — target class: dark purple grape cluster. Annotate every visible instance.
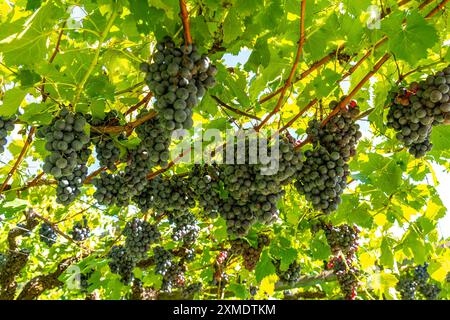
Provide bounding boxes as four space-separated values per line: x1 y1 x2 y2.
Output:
37 108 92 205
414 263 430 288
396 263 442 300
93 172 129 206
169 212 199 245
108 245 135 284
387 65 450 158
396 275 417 300
133 175 195 214
140 36 217 132
153 246 173 276
0 115 16 155
123 218 160 260
217 138 302 236
161 263 185 293
135 111 171 168
188 164 222 218
322 223 359 256
274 260 302 284
327 256 359 300
89 111 123 171
419 283 441 300
69 216 90 241
39 222 57 247
295 101 361 214
230 234 270 271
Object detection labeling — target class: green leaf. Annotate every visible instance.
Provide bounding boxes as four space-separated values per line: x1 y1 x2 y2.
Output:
228 284 249 299
404 230 427 264
0 2 66 66
380 237 394 268
0 199 28 218
270 237 297 270
0 87 28 117
223 9 244 45
128 0 151 33
19 103 56 125
246 36 271 71
255 250 276 283
85 75 115 100
310 235 331 260
369 159 403 195
26 0 42 11
90 100 106 120
382 11 438 65
16 69 41 88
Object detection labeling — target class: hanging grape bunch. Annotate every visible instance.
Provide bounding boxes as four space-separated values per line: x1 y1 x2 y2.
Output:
169 212 200 245
135 110 171 168
0 115 16 155
386 65 450 158
121 146 153 198
396 263 442 300
39 223 57 247
230 234 270 271
36 108 91 205
123 218 160 261
217 137 302 237
107 245 136 284
188 164 222 219
322 223 359 257
153 246 173 276
89 111 124 171
133 175 195 214
93 172 127 207
140 36 217 131
69 216 90 241
295 100 361 214
327 256 359 300
396 275 417 300
161 263 186 293
273 260 302 284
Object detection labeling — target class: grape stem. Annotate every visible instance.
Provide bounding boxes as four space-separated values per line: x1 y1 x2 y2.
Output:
0 127 36 194
179 0 193 45
257 0 414 106
91 110 157 135
322 53 391 127
425 0 450 18
72 6 118 106
255 0 307 131
41 22 66 102
418 0 435 10
340 36 388 81
258 50 336 105
294 53 391 150
211 95 261 120
124 92 153 116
